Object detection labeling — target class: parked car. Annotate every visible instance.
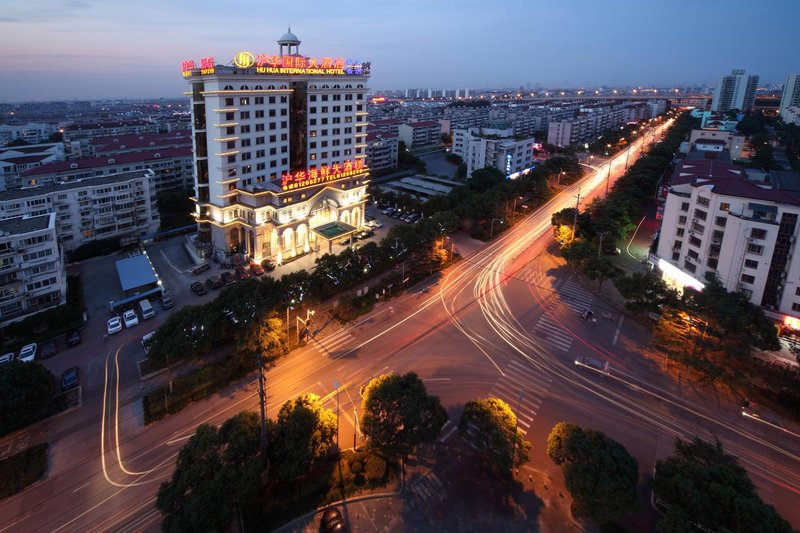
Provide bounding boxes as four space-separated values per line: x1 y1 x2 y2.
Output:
18 343 37 363
160 294 175 310
221 271 236 286
407 214 421 223
107 316 123 335
236 267 251 280
141 332 156 355
358 230 375 240
391 210 403 219
123 309 139 328
250 262 264 276
261 258 277 271
66 330 81 347
320 507 345 533
338 237 352 246
39 340 57 359
190 281 208 295
365 214 376 222
61 367 80 391
382 207 395 216
0 352 14 364
574 356 610 375
206 276 223 289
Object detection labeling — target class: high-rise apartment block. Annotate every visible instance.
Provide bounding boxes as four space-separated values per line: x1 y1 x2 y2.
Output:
183 30 371 262
711 69 759 113
780 74 800 121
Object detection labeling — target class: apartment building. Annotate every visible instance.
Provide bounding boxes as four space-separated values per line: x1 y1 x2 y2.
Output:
711 69 759 112
0 170 159 251
183 30 371 261
63 120 159 157
783 107 800 127
368 118 403 136
398 120 441 148
0 123 58 145
0 213 67 326
687 129 745 160
453 123 535 178
780 74 800 121
89 130 192 157
655 158 800 319
0 143 65 191
365 132 399 170
20 147 192 192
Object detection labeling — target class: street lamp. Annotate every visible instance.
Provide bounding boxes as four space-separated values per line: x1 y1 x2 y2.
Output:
490 218 504 238
296 309 315 344
285 301 295 336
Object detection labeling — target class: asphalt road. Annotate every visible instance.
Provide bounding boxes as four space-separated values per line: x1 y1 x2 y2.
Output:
2 118 798 531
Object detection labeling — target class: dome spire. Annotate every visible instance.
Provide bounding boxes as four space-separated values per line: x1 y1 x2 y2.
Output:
278 27 301 56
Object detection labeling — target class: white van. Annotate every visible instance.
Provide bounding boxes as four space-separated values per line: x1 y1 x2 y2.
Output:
139 299 155 319
141 332 155 354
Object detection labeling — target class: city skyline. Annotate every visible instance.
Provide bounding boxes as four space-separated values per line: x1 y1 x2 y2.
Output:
1 0 798 102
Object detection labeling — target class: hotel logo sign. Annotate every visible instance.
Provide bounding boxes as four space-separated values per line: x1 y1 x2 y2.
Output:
182 53 370 77
233 51 255 69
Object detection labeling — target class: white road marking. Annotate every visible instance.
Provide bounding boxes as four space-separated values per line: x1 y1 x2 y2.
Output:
613 315 625 346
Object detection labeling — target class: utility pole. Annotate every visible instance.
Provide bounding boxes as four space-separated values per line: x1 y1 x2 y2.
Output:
625 143 631 170
353 406 358 449
571 187 582 241
256 353 267 449
597 232 606 257
605 160 612 198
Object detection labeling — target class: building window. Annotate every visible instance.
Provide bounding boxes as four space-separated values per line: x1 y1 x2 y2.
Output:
795 287 800 296
744 259 758 269
693 209 707 221
747 243 763 255
719 202 730 211
689 236 701 247
678 215 687 224
697 196 710 207
680 202 689 212
225 98 234 106
740 274 755 284
255 96 264 104
750 228 767 240
792 303 800 312
676 228 684 237
672 251 680 261
684 261 697 273
715 216 727 227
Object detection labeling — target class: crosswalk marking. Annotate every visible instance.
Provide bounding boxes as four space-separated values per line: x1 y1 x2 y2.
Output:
312 327 355 356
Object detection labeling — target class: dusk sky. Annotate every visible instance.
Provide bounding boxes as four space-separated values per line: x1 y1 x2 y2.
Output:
1 0 798 102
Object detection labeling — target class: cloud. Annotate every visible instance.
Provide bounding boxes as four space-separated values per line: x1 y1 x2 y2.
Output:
0 17 21 22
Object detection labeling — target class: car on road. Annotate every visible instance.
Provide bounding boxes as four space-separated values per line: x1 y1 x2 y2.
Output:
160 293 175 310
221 271 235 286
261 258 277 271
123 309 139 328
357 230 375 240
40 340 57 359
206 276 223 289
141 332 156 355
320 506 345 533
66 330 81 347
236 266 251 280
250 262 264 276
574 356 610 375
368 220 383 229
338 237 352 246
365 214 376 222
741 406 788 432
18 343 37 363
61 367 80 391
190 281 208 295
107 316 123 335
0 352 14 364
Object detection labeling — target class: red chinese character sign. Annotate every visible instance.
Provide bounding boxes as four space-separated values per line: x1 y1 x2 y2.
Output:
182 52 370 77
281 160 366 191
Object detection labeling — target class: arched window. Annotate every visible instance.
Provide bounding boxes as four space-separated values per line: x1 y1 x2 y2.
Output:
333 84 340 89
254 85 263 90
224 85 234 90
240 85 249 90
268 85 276 90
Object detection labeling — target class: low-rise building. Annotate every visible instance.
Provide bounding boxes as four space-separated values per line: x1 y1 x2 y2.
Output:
365 132 399 170
782 106 800 127
453 123 535 178
88 130 192 157
0 170 159 251
20 147 192 192
687 129 745 160
0 213 67 327
368 118 403 136
398 120 442 148
655 158 800 320
0 123 58 145
0 143 65 191
63 120 159 157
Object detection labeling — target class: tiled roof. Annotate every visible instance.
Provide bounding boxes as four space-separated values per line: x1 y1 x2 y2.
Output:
672 160 800 206
90 131 192 151
366 132 398 142
695 138 727 145
0 214 52 235
0 170 153 201
370 118 403 125
63 120 151 132
21 147 192 177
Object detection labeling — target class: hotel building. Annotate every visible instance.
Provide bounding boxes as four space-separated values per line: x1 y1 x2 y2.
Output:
183 30 371 262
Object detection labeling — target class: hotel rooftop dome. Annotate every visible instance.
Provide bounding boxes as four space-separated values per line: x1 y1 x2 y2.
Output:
278 28 300 55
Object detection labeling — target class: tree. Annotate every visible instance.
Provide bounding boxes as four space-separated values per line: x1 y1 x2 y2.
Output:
613 271 679 314
458 397 530 470
650 437 791 533
582 256 621 291
269 393 337 480
0 361 54 436
360 372 448 458
235 316 288 366
157 412 265 533
546 422 639 524
4 138 30 147
561 239 595 270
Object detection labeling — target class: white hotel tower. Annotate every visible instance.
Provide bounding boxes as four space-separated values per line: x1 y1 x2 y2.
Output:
183 30 371 263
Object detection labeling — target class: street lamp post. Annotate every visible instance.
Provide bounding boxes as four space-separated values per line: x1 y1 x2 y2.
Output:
490 218 504 238
295 309 315 344
285 302 295 336
606 159 612 198
572 187 582 240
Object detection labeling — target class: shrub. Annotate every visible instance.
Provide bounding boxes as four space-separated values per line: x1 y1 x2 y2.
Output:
349 460 363 475
0 443 48 499
365 454 387 483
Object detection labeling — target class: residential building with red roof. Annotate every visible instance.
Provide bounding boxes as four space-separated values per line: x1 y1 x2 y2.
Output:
655 155 800 323
365 132 398 170
398 120 442 148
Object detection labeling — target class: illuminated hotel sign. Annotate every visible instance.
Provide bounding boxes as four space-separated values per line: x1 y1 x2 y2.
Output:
281 160 366 191
182 53 370 77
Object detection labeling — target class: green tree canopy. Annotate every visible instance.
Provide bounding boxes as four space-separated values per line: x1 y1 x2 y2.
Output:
269 393 337 480
458 397 531 470
0 361 54 436
234 316 288 366
156 412 265 533
360 372 448 458
650 437 791 533
613 271 679 315
546 422 639 524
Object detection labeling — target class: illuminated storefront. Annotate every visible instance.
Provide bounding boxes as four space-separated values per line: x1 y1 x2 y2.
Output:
183 29 371 262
